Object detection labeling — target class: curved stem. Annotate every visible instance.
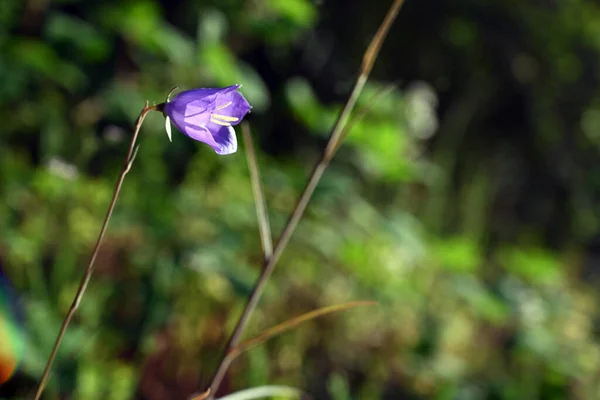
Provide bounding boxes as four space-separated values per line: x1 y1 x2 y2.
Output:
201 0 405 398
33 102 156 400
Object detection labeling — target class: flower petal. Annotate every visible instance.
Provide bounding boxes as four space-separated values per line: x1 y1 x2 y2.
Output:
167 85 241 108
169 88 221 104
208 124 238 155
179 124 214 146
217 84 242 94
166 101 211 136
214 90 251 124
180 122 237 155
162 85 246 155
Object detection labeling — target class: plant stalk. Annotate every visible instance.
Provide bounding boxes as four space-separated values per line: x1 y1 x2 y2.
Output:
202 0 405 398
33 102 156 400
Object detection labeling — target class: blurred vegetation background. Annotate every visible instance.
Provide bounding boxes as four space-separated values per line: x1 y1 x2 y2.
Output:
2 0 600 399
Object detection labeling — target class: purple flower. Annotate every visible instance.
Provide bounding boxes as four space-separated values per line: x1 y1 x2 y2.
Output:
162 85 251 155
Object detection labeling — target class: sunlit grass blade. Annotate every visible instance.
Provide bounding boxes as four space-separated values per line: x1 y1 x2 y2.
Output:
216 385 303 400
242 122 273 260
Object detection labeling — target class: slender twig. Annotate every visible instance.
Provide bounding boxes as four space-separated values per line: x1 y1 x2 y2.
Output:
33 102 156 400
332 83 398 154
241 122 273 260
201 1 405 398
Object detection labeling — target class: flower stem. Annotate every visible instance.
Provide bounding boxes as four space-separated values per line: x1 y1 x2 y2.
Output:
201 0 405 398
33 102 156 400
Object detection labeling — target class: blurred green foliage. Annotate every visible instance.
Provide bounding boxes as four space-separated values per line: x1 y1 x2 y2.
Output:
2 0 600 399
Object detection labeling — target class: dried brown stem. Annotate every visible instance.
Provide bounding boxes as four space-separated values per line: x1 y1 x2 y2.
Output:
200 1 405 398
211 302 376 400
33 102 156 400
229 301 377 360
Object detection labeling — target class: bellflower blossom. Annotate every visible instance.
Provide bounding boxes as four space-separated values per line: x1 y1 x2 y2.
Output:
161 85 251 155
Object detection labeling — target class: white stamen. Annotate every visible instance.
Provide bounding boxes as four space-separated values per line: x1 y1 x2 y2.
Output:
212 113 239 122
210 118 231 127
215 101 233 111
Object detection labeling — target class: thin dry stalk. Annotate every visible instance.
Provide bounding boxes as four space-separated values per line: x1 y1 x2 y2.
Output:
33 103 156 400
201 1 406 398
333 83 398 154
